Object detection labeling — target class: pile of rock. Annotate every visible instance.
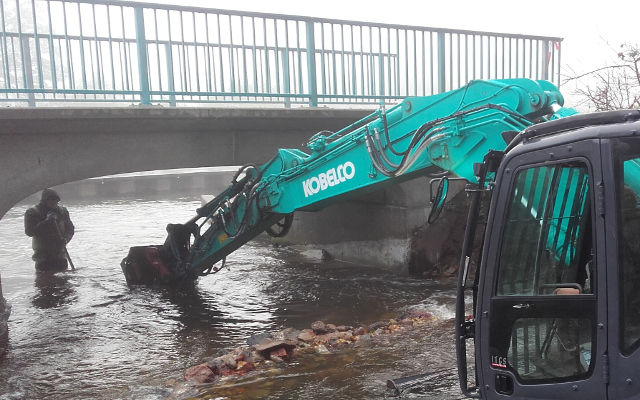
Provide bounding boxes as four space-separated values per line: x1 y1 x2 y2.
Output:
183 310 436 385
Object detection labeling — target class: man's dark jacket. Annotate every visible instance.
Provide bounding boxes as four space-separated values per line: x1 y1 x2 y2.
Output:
24 189 75 265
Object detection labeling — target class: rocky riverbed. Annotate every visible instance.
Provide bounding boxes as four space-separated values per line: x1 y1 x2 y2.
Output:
171 308 446 399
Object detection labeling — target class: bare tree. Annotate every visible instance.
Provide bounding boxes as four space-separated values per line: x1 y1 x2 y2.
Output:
565 44 640 111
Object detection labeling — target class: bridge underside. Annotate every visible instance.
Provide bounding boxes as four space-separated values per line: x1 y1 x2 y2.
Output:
0 107 371 218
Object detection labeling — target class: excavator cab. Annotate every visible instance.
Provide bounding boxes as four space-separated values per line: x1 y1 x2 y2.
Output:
457 111 640 399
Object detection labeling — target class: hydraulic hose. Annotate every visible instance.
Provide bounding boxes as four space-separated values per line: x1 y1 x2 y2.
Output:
372 128 400 168
364 131 397 177
366 103 537 179
381 109 407 156
365 119 444 178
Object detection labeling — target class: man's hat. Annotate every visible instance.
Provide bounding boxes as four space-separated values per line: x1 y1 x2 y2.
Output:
40 188 61 203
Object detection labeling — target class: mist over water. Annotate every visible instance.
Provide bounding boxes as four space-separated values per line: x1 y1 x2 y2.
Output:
0 192 460 399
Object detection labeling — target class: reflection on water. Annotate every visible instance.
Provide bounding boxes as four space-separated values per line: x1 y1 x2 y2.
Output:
32 271 77 310
0 195 460 399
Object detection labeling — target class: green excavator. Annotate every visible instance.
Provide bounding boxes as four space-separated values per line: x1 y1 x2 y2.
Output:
121 78 640 399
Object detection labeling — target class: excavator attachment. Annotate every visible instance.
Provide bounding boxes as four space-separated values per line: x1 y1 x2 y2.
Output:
120 222 198 285
121 246 174 285
121 164 287 285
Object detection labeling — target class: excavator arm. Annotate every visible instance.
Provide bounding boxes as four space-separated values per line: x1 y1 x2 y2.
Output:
121 78 576 285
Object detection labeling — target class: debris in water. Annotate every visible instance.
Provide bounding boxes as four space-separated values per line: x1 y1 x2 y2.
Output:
179 309 437 387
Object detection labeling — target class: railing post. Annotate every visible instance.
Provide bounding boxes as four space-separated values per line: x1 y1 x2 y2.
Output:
437 32 446 94
378 55 385 104
556 42 562 88
20 36 35 106
134 7 151 105
541 41 549 81
281 49 291 108
305 21 318 107
165 43 176 107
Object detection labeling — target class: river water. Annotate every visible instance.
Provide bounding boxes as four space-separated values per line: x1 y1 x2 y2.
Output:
0 192 462 399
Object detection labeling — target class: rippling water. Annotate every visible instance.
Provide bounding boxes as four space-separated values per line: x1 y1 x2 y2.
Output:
0 194 461 399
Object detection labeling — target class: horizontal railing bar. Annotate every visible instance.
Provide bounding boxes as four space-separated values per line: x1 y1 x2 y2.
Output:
0 88 312 98
0 87 407 100
46 0 563 42
0 31 399 58
0 88 140 95
0 97 397 104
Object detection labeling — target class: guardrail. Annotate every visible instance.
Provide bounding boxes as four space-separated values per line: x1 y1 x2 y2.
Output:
0 0 563 106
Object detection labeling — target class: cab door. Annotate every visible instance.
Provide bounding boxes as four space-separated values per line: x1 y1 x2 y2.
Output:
476 139 607 399
605 137 640 399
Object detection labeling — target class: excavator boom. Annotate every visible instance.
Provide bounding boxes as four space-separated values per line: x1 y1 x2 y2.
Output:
121 78 576 285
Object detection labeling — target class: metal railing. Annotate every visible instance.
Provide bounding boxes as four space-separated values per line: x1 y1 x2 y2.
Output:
0 0 563 106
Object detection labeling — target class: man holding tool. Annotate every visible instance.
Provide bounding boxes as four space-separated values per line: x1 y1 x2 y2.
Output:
24 188 75 271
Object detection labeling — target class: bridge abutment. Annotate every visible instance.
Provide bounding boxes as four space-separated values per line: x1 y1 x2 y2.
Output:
277 177 467 272
0 274 8 356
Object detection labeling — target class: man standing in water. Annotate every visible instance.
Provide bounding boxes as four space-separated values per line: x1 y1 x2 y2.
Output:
24 188 75 271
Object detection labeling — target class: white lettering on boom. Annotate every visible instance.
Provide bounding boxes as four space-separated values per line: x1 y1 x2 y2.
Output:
302 161 356 198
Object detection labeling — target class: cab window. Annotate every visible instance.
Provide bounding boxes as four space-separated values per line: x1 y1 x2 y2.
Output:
618 153 640 353
493 161 595 382
498 163 593 296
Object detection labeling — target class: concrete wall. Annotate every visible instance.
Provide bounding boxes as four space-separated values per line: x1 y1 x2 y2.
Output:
280 177 466 271
0 274 8 356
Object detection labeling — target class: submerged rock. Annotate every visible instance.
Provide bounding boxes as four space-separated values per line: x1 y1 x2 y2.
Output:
354 333 372 347
219 353 237 370
297 329 315 342
255 339 297 360
311 320 328 334
269 347 289 362
315 344 331 354
184 363 216 384
235 361 256 374
353 326 367 336
247 332 273 346
368 321 388 331
275 327 302 342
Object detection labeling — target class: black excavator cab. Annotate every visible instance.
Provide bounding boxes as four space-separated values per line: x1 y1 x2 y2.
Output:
457 111 640 399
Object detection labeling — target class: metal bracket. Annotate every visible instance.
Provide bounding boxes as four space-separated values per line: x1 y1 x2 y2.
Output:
462 318 475 339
